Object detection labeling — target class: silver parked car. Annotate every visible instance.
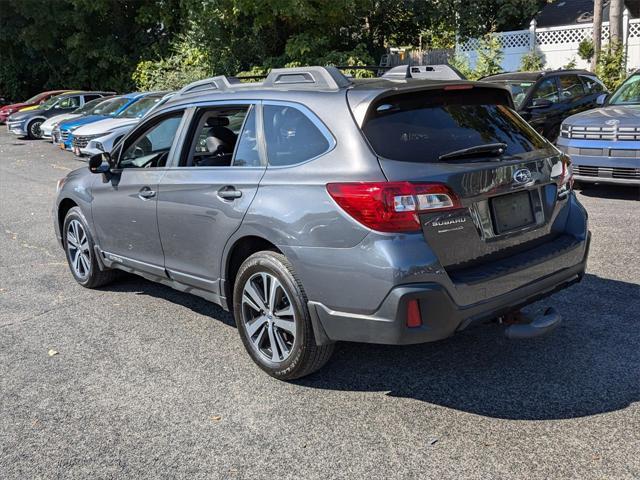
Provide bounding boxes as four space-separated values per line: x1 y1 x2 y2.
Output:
557 69 640 185
53 67 590 379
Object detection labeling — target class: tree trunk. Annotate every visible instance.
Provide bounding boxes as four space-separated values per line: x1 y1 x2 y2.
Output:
591 0 603 71
609 0 624 45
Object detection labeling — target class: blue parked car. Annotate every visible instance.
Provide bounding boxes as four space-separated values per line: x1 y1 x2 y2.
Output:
54 93 146 150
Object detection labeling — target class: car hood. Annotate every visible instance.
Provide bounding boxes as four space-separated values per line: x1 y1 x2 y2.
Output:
0 102 32 112
59 114 110 132
7 109 45 121
564 105 640 128
42 113 79 129
73 117 139 136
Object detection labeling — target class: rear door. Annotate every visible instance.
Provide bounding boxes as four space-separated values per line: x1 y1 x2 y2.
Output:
355 85 570 270
558 74 590 118
520 76 564 139
157 102 265 295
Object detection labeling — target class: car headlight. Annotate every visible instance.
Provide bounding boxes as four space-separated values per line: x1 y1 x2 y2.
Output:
560 124 570 138
95 142 105 151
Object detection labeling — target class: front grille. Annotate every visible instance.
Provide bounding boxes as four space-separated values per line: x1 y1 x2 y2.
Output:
61 131 69 142
574 165 599 177
562 125 640 141
613 167 640 179
574 165 640 179
72 135 97 148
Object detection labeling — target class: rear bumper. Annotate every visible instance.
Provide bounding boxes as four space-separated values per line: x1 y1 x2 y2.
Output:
309 233 590 346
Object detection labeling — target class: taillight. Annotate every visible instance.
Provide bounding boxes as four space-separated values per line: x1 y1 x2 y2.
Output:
326 181 462 233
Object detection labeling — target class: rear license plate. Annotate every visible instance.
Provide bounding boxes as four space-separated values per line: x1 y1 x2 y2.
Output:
491 190 535 234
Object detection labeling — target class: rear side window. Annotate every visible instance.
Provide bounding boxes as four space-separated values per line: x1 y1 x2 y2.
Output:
263 105 331 166
559 75 585 100
579 75 605 94
362 89 547 163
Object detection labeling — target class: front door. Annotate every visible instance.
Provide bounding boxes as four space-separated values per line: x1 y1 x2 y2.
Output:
91 112 185 276
157 103 265 294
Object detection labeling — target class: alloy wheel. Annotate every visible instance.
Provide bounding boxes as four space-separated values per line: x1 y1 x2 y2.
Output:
30 120 43 139
241 272 297 362
66 219 91 280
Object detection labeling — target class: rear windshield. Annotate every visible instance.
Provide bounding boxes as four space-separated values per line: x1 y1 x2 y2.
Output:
362 89 548 163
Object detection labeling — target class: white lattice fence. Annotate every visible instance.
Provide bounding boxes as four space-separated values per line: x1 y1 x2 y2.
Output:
457 18 639 71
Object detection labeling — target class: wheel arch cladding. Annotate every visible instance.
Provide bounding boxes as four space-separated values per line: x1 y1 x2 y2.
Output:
225 235 282 309
58 198 78 236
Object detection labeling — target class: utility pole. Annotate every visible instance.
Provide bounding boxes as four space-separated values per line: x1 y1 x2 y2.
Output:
591 0 603 71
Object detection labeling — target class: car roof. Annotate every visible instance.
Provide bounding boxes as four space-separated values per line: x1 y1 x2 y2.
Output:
155 66 511 128
121 91 168 100
483 69 595 81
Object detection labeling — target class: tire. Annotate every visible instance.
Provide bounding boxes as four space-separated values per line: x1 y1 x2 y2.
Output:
233 251 334 380
27 118 44 139
62 207 119 288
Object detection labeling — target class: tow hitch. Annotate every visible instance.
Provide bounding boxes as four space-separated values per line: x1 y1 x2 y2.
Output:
502 307 562 339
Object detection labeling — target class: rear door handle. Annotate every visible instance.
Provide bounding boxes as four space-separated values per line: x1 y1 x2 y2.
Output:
138 187 156 200
217 186 242 200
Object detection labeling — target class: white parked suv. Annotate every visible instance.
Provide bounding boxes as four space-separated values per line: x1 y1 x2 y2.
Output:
70 92 174 157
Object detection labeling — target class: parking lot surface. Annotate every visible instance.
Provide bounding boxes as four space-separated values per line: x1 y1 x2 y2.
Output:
1 130 639 479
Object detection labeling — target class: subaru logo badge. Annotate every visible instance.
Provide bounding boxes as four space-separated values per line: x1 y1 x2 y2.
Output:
513 168 533 184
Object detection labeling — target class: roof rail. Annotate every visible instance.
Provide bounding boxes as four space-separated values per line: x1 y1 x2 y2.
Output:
177 66 352 96
177 75 238 95
262 66 351 90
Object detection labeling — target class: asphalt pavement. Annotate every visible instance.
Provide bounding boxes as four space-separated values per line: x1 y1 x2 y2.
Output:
1 130 639 479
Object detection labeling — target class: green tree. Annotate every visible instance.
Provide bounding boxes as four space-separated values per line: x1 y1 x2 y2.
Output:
474 34 503 78
520 49 545 71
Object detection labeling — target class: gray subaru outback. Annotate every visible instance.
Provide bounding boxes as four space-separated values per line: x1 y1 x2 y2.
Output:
54 67 590 379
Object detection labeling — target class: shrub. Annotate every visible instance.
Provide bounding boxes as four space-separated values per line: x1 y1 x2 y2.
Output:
578 38 595 62
596 41 626 91
520 50 545 71
474 34 504 78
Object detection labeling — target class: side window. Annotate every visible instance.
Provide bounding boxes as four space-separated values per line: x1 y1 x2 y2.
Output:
232 107 260 167
58 96 81 109
532 78 560 104
119 113 183 169
83 94 102 103
263 105 331 166
559 75 586 100
579 76 605 94
182 105 259 167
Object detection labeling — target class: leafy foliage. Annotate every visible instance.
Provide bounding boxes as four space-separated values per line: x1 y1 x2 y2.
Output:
0 0 550 98
473 34 504 78
520 50 545 71
578 38 595 62
596 41 626 90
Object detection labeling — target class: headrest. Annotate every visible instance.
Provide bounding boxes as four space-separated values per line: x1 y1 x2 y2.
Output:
206 116 230 127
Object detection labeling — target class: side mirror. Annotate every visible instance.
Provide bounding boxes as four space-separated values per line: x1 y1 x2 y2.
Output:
596 93 608 106
88 153 111 174
529 98 553 109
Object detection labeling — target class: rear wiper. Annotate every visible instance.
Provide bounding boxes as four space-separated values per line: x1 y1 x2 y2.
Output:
438 143 507 162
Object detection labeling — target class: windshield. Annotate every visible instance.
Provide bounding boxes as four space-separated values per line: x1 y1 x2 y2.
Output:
362 89 548 163
504 81 536 108
93 97 129 116
73 97 110 114
117 96 162 118
40 96 61 110
25 93 46 103
608 74 640 105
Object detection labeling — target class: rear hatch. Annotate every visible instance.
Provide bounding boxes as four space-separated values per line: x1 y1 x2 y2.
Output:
350 84 571 274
